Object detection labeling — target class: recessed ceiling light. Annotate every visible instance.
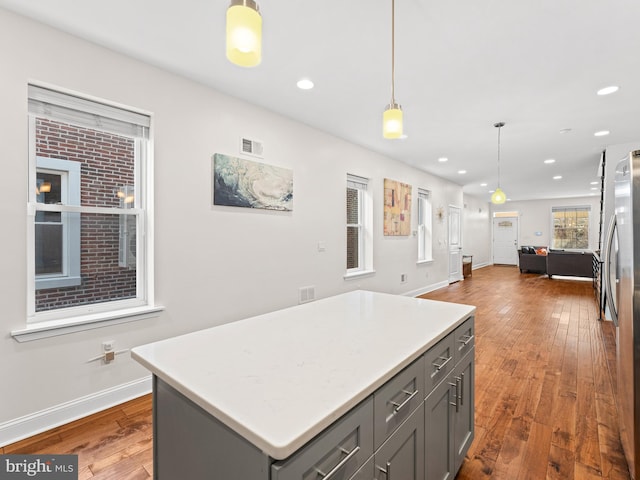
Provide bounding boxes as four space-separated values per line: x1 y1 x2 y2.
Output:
480 183 488 187
597 86 619 96
399 134 409 139
458 170 467 174
553 175 563 180
591 187 599 191
590 181 599 185
544 159 556 164
594 130 610 137
489 190 495 193
438 157 448 163
559 128 572 134
296 78 314 90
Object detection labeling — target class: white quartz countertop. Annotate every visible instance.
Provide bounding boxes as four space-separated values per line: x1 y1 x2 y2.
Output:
131 290 475 459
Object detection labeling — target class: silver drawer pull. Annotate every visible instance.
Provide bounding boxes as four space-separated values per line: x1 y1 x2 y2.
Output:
377 461 392 479
389 389 419 414
458 334 474 346
315 445 360 480
432 355 452 371
449 378 460 412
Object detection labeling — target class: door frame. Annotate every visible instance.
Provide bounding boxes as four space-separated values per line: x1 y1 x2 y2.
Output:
491 212 520 265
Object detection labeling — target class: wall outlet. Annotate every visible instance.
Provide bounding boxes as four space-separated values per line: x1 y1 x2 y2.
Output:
400 273 407 283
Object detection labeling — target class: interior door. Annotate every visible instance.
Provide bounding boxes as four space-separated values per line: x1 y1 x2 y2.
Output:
492 216 518 265
448 206 462 283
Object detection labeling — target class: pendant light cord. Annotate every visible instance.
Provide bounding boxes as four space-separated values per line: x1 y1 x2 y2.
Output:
494 122 505 189
497 124 501 188
391 0 396 105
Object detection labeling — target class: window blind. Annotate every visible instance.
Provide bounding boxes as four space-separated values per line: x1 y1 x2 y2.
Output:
28 84 150 139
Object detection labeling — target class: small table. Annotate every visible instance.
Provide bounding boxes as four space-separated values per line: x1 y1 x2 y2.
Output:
462 255 473 278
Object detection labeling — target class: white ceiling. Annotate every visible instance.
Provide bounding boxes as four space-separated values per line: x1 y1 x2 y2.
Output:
2 0 639 202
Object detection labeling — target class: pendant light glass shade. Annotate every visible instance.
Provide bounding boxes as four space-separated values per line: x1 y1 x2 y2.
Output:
226 0 262 67
383 103 403 138
491 187 506 204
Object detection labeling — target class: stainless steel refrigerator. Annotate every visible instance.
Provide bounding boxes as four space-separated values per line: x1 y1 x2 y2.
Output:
605 150 640 479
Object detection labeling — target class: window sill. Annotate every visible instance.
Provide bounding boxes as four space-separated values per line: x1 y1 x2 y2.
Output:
343 269 376 280
11 305 165 343
416 259 434 265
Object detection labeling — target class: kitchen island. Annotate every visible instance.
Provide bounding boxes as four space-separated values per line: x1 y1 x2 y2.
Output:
132 290 476 479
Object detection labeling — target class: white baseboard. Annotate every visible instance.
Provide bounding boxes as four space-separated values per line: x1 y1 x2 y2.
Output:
473 262 490 270
404 280 450 298
0 376 152 448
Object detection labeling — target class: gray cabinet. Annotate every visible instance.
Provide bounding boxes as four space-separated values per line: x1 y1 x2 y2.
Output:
373 406 425 480
151 315 474 480
271 397 374 480
424 319 475 480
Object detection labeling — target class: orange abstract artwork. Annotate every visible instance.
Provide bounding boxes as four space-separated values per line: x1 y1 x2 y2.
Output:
384 178 412 236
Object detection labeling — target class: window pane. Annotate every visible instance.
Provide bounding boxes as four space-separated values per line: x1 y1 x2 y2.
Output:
36 118 136 208
346 187 360 224
347 226 359 269
36 172 62 204
35 224 63 275
552 208 589 249
35 213 137 312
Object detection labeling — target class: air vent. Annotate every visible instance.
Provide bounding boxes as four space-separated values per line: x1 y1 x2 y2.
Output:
299 286 316 304
240 137 264 158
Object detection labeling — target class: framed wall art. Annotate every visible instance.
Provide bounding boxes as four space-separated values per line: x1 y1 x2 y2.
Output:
213 153 293 211
383 178 412 236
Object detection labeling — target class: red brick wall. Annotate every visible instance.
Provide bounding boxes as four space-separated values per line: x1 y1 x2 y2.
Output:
35 118 137 312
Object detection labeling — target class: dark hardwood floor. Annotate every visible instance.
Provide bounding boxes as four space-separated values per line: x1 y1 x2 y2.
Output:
1 266 629 479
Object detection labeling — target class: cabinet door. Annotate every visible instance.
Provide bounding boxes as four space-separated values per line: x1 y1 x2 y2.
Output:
424 377 454 480
452 349 474 473
374 406 424 480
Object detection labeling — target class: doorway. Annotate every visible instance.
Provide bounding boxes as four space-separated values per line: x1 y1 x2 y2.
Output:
493 215 518 265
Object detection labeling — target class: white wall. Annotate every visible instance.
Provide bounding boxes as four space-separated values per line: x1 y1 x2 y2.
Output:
602 143 640 246
462 195 491 268
491 196 601 251
0 9 466 440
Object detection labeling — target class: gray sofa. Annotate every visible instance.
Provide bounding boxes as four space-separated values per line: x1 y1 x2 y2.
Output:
546 250 594 278
518 247 547 274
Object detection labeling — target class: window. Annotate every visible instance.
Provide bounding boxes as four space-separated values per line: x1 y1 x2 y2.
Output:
552 206 590 249
417 188 433 262
21 84 158 336
35 157 81 289
346 174 373 276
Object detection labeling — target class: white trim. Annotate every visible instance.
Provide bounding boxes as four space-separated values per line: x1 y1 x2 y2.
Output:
343 269 376 280
0 376 152 447
403 281 450 297
12 305 164 342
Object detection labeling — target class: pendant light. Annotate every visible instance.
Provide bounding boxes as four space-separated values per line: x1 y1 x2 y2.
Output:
491 122 507 204
383 0 403 139
226 0 262 67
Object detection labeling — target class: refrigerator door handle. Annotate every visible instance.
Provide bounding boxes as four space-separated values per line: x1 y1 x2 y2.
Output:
604 214 618 326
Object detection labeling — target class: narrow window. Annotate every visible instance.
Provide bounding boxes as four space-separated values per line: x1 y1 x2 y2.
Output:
417 188 433 262
346 174 370 273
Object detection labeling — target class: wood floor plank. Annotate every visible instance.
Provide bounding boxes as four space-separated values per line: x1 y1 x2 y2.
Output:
1 266 630 479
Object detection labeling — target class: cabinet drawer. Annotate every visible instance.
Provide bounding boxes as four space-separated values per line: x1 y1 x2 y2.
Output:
272 397 374 480
373 357 424 449
453 316 474 363
424 334 454 396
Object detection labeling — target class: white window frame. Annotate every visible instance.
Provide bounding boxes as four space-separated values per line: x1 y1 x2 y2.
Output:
35 157 82 290
345 174 374 278
13 84 162 342
417 188 433 263
551 205 592 251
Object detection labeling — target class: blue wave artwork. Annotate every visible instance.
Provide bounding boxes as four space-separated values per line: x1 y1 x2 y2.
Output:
213 153 293 211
